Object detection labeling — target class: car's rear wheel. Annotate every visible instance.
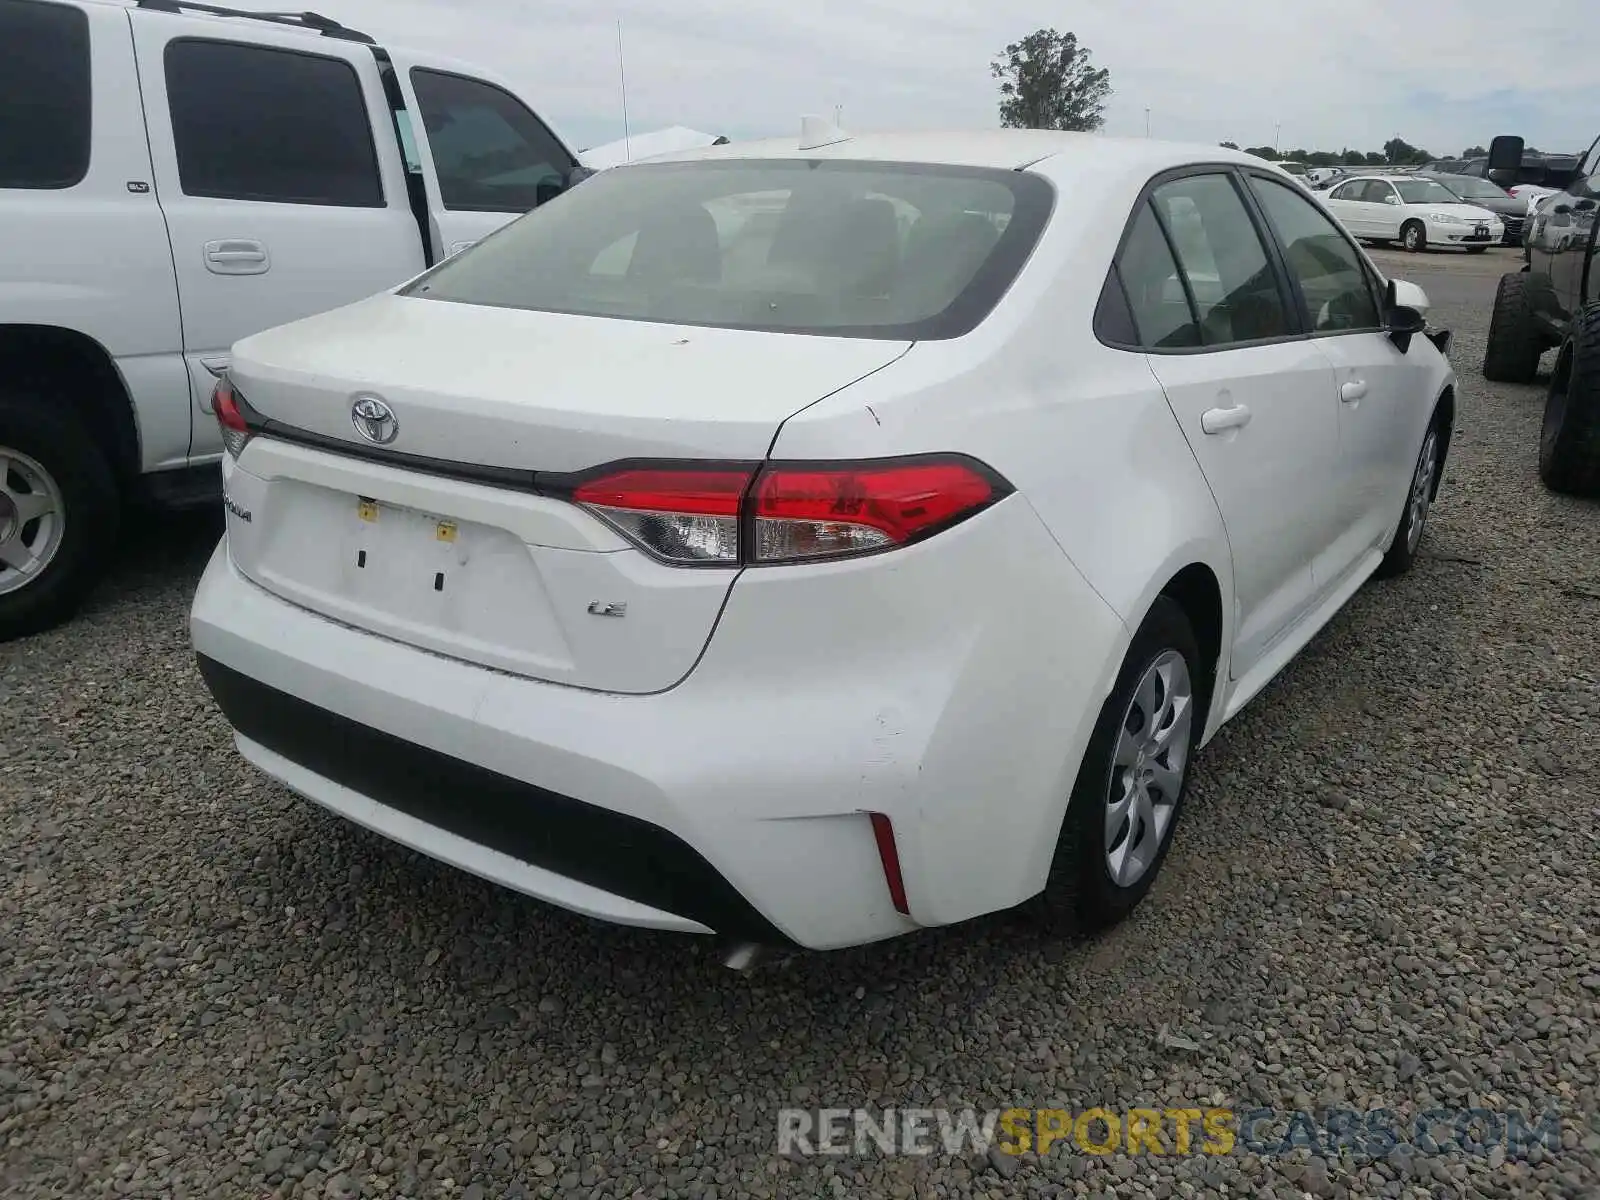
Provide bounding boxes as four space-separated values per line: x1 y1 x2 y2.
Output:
1035 597 1202 932
1539 306 1600 497
1483 272 1545 383
0 392 118 641
1401 220 1426 253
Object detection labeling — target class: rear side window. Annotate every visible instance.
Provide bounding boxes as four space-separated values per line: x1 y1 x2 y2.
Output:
1150 174 1291 346
409 69 574 213
164 40 382 206
1110 202 1199 349
0 0 91 189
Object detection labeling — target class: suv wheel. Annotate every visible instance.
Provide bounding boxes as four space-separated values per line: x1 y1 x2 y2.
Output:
0 391 118 641
1483 272 1544 383
1034 597 1203 933
1539 306 1600 497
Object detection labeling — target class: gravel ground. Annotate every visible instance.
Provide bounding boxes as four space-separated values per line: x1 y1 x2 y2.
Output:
4 247 1599 1199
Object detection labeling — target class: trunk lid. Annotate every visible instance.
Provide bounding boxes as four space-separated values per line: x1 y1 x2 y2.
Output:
223 294 910 693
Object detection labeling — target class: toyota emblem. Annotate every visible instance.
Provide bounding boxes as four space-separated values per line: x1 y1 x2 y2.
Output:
350 394 399 445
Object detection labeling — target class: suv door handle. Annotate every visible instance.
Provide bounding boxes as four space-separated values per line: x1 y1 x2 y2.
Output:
204 239 269 274
1340 379 1368 403
1200 404 1253 434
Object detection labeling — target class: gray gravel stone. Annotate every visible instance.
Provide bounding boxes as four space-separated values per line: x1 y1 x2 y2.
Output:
1 250 1596 1199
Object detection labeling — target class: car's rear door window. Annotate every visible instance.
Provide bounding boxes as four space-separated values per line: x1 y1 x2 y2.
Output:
1149 174 1292 346
408 69 574 213
164 39 382 206
1109 201 1200 349
404 159 1054 340
0 0 91 189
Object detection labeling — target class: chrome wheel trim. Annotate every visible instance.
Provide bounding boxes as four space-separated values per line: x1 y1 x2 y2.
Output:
1406 428 1438 554
1105 649 1193 888
0 447 67 596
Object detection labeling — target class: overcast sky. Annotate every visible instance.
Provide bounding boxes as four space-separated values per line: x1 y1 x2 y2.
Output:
317 0 1595 158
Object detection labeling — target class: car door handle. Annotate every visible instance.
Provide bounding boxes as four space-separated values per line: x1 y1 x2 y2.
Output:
203 239 269 274
1340 379 1368 403
1200 404 1252 434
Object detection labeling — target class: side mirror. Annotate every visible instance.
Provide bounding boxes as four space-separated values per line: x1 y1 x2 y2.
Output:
1487 135 1524 173
1384 278 1428 353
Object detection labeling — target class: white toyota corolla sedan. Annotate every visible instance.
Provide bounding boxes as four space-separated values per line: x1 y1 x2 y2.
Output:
192 129 1456 956
1321 174 1504 252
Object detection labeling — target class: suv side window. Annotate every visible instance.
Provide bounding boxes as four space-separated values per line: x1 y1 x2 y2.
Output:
0 0 91 189
1247 175 1381 333
409 69 574 213
165 40 382 206
1111 201 1200 349
1150 174 1291 346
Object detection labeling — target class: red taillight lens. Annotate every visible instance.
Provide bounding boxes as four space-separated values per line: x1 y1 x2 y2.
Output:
572 467 752 564
568 456 1006 567
752 460 1000 562
213 378 252 459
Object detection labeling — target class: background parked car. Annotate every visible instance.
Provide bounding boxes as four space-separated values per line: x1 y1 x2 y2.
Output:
1322 175 1504 252
1417 172 1529 244
1483 132 1600 496
0 0 584 641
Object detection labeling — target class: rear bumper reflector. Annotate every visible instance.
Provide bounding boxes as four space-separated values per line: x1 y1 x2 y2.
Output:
868 812 910 914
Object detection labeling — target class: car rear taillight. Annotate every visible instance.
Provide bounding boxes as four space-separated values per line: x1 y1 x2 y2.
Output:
213 378 253 459
572 467 748 565
752 460 1002 562
568 455 1009 567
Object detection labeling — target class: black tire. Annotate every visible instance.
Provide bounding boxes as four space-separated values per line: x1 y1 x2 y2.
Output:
1401 220 1426 253
1375 407 1445 579
1539 305 1600 497
1483 272 1544 383
0 392 118 641
1034 597 1204 933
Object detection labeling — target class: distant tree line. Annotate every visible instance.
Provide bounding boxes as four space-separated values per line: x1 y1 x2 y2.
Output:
1220 138 1494 167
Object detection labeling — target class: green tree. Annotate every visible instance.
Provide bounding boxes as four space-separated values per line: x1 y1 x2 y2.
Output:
1365 151 1387 165
1342 149 1367 165
1462 145 1487 158
1243 145 1280 161
990 29 1111 131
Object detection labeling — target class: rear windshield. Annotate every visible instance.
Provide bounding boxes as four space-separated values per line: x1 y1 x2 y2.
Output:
403 159 1055 340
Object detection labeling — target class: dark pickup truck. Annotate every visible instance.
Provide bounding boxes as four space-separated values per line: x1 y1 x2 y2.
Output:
1482 135 1600 496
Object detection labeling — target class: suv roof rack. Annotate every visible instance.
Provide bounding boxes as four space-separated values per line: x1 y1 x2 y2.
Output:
133 0 376 44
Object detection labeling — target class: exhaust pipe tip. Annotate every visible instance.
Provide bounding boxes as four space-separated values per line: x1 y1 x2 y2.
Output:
721 942 763 972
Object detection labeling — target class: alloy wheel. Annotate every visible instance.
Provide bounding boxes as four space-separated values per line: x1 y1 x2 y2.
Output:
1406 428 1438 554
0 447 67 596
1104 649 1193 887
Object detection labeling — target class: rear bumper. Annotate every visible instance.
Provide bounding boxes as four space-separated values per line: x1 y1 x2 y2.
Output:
191 497 1129 951
197 655 786 942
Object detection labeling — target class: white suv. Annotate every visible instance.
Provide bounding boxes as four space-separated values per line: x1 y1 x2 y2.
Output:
0 0 582 638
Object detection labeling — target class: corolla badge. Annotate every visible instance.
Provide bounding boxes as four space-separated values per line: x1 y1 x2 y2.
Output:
350 394 399 445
